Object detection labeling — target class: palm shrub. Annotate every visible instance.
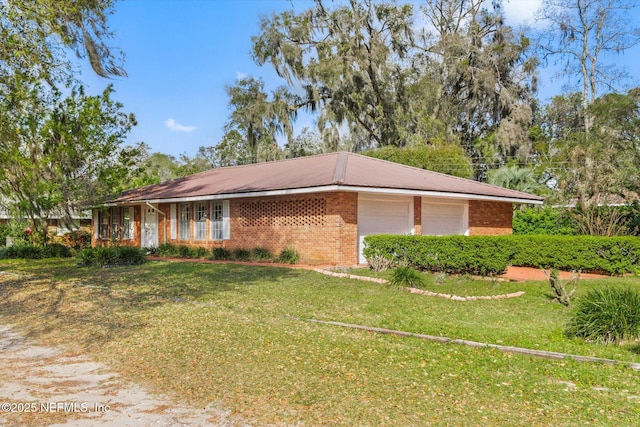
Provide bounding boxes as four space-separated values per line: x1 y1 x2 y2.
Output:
192 247 209 258
175 245 193 258
389 266 425 289
251 247 273 261
211 247 231 260
565 288 640 344
278 247 300 264
232 248 251 261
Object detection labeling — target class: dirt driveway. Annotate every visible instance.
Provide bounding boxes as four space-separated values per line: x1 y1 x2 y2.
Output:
0 323 233 427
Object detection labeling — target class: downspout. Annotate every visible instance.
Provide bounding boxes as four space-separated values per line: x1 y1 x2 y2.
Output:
145 201 167 245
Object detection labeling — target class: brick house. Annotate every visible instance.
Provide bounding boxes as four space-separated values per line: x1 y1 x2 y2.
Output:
94 152 543 265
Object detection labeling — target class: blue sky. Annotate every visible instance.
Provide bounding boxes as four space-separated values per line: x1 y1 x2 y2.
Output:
77 0 640 158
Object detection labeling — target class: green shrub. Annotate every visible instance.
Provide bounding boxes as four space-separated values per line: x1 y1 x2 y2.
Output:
364 235 640 276
211 247 231 260
192 247 209 258
0 223 10 246
77 246 147 267
363 235 512 276
176 245 194 258
251 247 273 261
565 288 640 344
41 243 73 258
62 230 92 250
155 243 179 257
278 247 300 264
232 248 251 261
0 244 69 259
116 246 147 265
0 244 42 259
390 266 425 289
513 207 576 235
510 235 640 275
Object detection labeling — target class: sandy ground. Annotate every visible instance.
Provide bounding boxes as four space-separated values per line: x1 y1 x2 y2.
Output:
0 323 234 427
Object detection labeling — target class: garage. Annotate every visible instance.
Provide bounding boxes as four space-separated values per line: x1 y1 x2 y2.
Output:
357 195 413 264
422 199 468 236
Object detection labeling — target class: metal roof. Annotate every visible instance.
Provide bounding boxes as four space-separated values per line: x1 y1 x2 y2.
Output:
114 152 544 204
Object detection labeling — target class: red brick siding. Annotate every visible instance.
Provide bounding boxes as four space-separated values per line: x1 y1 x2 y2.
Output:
157 192 358 265
468 200 513 235
413 196 422 236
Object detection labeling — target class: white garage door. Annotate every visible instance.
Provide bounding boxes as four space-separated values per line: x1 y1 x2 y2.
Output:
358 196 413 264
422 201 467 236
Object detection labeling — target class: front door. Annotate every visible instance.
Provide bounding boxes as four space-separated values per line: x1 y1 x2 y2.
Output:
142 205 158 248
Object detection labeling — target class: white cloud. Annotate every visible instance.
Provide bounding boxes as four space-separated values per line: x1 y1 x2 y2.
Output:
235 71 249 81
503 0 543 27
165 118 196 133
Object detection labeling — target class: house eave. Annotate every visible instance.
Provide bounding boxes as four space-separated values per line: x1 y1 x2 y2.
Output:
111 185 543 206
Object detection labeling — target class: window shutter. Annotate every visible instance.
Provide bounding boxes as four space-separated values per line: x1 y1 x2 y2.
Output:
170 204 176 240
222 200 230 240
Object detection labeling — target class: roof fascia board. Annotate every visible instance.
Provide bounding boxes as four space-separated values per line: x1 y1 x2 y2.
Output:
118 184 543 205
348 186 544 204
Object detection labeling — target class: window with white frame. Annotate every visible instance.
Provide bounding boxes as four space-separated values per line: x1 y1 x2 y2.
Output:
179 203 190 240
121 207 134 240
99 211 109 240
194 202 206 240
110 208 120 239
210 200 230 240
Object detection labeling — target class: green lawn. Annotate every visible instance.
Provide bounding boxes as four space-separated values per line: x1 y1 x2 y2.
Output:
1 258 639 426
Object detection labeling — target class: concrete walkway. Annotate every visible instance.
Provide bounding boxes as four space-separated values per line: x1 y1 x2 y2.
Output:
0 324 230 427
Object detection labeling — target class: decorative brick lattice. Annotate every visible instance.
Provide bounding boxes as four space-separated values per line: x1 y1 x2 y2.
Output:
239 198 326 227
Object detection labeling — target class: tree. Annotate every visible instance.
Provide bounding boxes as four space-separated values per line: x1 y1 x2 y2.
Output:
487 165 546 194
0 85 138 244
536 89 640 207
361 144 474 178
223 76 292 163
251 0 537 178
197 130 255 168
419 0 538 176
536 0 640 132
253 0 417 148
0 0 133 243
0 0 125 93
283 127 324 159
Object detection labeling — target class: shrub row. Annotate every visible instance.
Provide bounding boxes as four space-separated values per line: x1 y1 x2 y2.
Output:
363 235 640 276
151 243 300 264
0 244 72 260
77 246 147 267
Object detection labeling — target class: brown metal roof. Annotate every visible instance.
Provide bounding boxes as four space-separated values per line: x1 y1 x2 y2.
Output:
114 152 544 203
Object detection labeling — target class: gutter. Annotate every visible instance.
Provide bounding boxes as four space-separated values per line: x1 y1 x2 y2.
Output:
119 185 544 206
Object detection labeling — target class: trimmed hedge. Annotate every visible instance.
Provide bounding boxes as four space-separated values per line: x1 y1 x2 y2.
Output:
363 235 640 276
510 236 640 275
0 243 72 259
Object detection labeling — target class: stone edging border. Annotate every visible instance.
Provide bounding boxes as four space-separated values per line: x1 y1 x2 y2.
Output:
313 269 525 301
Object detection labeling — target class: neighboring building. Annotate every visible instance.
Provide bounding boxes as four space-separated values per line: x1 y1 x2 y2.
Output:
95 152 544 265
0 203 91 237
